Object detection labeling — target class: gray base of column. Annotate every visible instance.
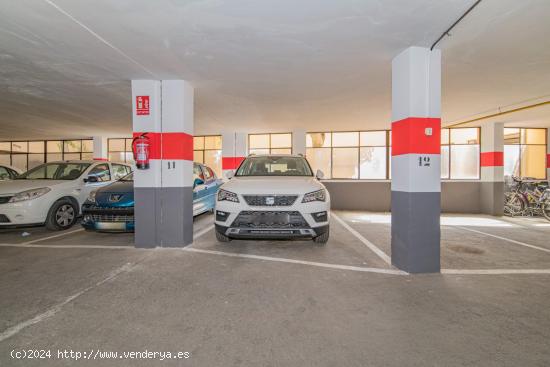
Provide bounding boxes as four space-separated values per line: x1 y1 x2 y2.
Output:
134 187 193 248
480 181 504 216
391 191 441 273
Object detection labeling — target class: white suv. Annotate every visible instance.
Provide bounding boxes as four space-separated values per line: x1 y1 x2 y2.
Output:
0 161 132 230
215 155 330 244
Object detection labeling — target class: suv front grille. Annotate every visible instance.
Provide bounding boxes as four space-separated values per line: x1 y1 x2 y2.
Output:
231 211 309 229
89 214 134 223
0 196 13 204
243 195 298 206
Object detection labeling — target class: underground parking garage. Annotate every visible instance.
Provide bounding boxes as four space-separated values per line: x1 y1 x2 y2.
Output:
1 0 550 366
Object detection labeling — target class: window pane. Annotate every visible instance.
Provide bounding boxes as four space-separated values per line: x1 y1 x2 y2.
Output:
82 140 93 152
271 133 292 148
28 154 45 169
63 153 81 161
249 148 269 155
441 145 450 179
47 153 63 162
441 129 449 145
29 141 45 153
306 148 331 179
360 147 386 179
249 134 269 149
450 145 479 179
332 132 358 147
193 150 204 163
64 140 82 152
0 142 10 153
504 128 520 145
360 131 386 147
521 128 546 145
204 150 222 177
504 145 520 178
12 142 27 153
307 133 331 148
125 139 133 152
0 154 10 165
332 148 358 179
47 141 63 153
450 128 479 145
11 154 27 171
520 145 546 179
108 152 125 163
81 152 93 160
193 136 205 150
204 136 222 150
109 139 125 152
124 152 134 165
270 148 292 154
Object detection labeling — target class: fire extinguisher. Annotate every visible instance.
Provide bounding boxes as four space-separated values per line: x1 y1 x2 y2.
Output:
132 133 150 170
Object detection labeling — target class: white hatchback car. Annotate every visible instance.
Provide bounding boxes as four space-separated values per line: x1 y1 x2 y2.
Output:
215 154 330 244
0 161 132 230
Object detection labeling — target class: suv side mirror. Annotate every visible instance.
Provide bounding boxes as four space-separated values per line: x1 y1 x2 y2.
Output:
193 177 204 188
84 176 99 183
315 169 324 180
225 170 235 179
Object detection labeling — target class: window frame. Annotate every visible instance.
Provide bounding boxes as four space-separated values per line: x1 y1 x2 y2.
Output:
441 127 481 180
193 135 222 177
504 127 547 180
248 133 293 155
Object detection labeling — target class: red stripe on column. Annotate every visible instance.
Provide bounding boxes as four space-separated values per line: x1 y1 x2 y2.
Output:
132 132 193 160
391 117 441 156
222 157 245 170
93 158 108 161
547 154 550 168
480 152 504 167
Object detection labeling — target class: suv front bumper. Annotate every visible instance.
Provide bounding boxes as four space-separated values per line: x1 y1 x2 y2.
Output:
215 223 329 240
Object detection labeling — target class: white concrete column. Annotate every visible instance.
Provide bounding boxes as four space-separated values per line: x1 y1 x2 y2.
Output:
221 132 247 177
131 80 194 248
480 122 504 216
391 46 441 274
92 136 108 161
292 130 306 155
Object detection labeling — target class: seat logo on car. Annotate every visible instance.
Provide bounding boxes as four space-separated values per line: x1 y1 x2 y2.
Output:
265 197 275 205
109 194 123 202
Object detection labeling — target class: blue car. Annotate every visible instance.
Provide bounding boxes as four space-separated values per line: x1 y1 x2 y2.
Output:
81 162 222 232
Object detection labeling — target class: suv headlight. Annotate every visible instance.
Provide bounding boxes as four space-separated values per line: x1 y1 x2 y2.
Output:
302 189 326 203
88 190 97 203
8 187 51 203
217 189 239 203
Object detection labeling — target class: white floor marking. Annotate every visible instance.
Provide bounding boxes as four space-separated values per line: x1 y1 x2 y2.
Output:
331 212 392 265
456 226 550 254
21 228 84 245
442 269 550 275
183 247 406 275
0 243 131 249
0 262 136 342
192 225 214 241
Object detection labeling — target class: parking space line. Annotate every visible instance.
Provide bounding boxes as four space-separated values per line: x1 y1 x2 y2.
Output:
192 225 214 242
0 243 132 249
456 226 550 254
0 262 137 342
331 212 392 265
183 247 406 275
442 268 550 275
21 228 84 245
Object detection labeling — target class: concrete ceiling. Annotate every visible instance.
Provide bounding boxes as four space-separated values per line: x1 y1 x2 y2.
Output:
0 0 549 140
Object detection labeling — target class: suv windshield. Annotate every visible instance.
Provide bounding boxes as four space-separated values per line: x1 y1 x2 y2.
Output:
17 163 90 180
236 156 313 177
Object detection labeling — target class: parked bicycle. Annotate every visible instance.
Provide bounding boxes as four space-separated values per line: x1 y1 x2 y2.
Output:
504 177 550 221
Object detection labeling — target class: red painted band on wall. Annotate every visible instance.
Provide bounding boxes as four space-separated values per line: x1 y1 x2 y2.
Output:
93 158 109 161
132 132 193 161
391 117 441 156
480 152 504 167
222 157 245 170
547 154 550 168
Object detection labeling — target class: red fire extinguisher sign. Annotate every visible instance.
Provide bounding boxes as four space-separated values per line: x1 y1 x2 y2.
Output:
136 96 150 116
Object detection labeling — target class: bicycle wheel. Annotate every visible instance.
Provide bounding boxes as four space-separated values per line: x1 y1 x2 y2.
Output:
505 193 525 216
542 202 550 221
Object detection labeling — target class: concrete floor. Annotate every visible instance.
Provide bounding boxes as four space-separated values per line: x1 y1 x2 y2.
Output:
1 211 549 366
